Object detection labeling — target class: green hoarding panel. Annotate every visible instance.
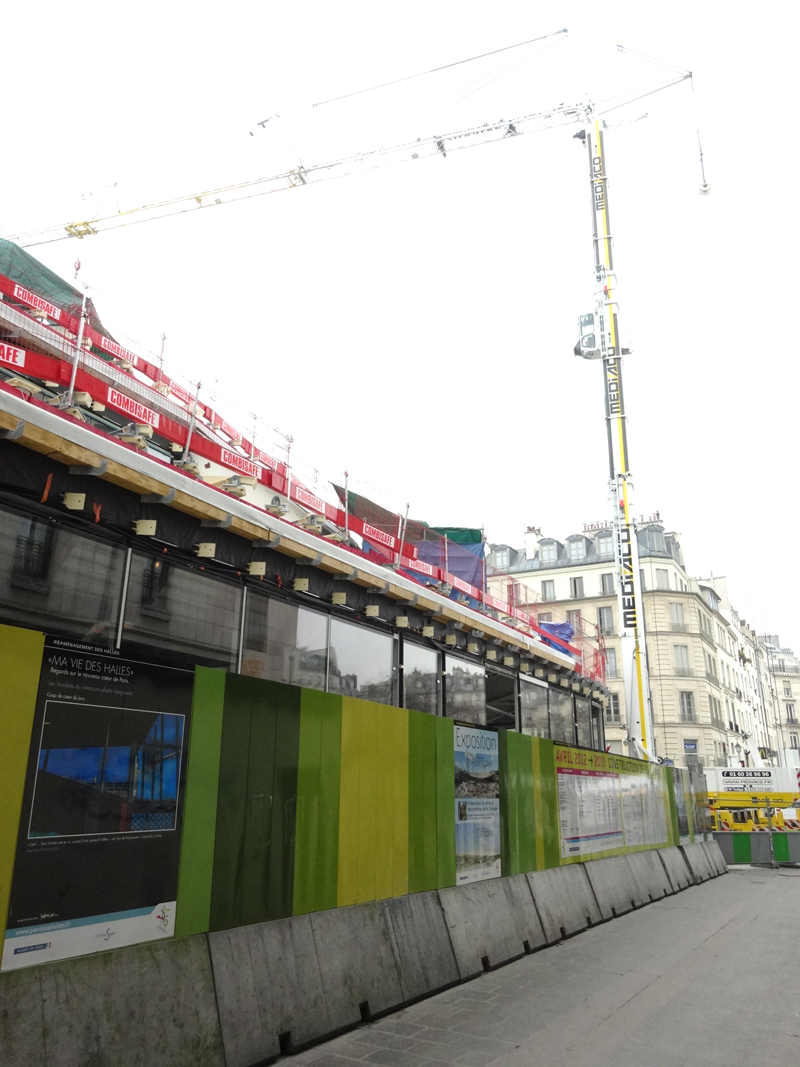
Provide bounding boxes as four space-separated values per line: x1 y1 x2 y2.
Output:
175 667 226 937
293 690 324 915
210 673 253 931
316 692 342 912
435 716 456 887
537 739 561 869
512 732 537 875
408 711 438 894
731 834 751 864
241 676 278 926
773 834 790 863
266 681 301 920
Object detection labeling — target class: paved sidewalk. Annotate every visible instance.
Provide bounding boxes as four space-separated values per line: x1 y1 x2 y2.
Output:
292 868 800 1067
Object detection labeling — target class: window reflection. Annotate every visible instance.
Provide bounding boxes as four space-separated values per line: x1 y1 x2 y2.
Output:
574 695 592 748
445 657 486 726
0 506 123 648
549 688 575 744
485 669 517 730
520 679 550 737
329 618 394 704
122 553 240 669
242 595 328 690
402 641 439 715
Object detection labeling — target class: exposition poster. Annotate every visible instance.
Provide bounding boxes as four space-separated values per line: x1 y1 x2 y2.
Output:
2 638 192 971
556 747 668 860
454 724 501 884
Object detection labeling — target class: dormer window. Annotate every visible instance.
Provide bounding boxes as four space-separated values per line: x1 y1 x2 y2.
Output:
539 541 557 564
595 533 613 558
492 548 510 570
568 539 585 562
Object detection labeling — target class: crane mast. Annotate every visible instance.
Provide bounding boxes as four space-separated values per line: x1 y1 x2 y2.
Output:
575 114 654 760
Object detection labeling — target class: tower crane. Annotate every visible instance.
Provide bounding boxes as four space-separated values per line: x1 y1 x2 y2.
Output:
4 59 700 761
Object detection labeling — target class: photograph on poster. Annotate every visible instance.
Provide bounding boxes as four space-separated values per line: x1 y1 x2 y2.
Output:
29 703 184 838
454 724 501 883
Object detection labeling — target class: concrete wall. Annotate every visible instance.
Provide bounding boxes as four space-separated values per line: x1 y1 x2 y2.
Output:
1 845 726 1067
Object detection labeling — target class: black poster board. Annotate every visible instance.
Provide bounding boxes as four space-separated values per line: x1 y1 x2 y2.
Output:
3 637 193 970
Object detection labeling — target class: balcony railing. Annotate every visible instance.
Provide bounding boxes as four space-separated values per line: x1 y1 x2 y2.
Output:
670 622 689 633
675 666 693 677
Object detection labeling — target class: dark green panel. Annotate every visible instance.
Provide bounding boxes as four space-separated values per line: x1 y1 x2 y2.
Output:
209 673 253 931
241 676 278 926
773 834 790 863
316 692 342 912
537 739 561 869
175 667 226 937
266 680 301 920
434 716 456 888
732 834 751 864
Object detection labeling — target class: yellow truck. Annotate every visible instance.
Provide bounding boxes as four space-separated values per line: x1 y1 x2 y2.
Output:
705 768 800 832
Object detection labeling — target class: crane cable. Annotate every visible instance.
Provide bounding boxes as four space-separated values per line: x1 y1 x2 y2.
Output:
306 28 568 109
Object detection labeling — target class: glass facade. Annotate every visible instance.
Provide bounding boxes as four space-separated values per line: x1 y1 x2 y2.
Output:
122 552 241 669
402 641 440 715
0 506 125 649
519 678 550 737
0 502 606 750
329 618 395 705
444 657 486 726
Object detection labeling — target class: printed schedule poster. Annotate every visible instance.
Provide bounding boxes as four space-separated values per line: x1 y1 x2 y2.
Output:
556 747 668 859
454 725 501 884
2 638 193 971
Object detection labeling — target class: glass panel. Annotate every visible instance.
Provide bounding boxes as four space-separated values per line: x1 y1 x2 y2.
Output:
402 641 439 715
445 656 486 726
549 688 575 744
122 553 241 669
329 618 394 704
0 505 124 649
574 695 592 748
520 678 549 737
485 669 516 730
591 702 605 751
242 594 328 689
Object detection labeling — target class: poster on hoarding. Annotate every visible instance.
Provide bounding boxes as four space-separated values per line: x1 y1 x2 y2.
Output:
2 638 192 971
454 724 501 884
555 747 668 860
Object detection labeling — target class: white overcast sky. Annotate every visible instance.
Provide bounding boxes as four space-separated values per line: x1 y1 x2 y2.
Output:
3 2 797 645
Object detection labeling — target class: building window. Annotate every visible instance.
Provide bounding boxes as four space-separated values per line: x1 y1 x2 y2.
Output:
655 568 669 590
787 703 797 723
606 647 617 679
598 606 614 635
639 569 646 591
791 733 799 750
596 534 613 558
492 547 510 570
601 572 614 595
402 641 440 715
541 579 555 601
645 528 666 553
570 576 584 598
12 516 55 587
674 645 691 676
539 541 557 563
606 693 621 723
679 691 695 722
567 610 582 631
784 683 793 697
568 540 585 562
538 612 552 624
669 602 685 631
